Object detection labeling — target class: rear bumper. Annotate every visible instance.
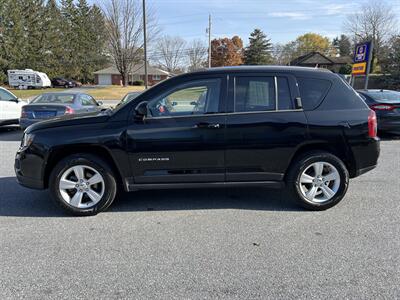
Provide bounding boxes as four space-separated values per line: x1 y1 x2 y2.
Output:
350 137 380 178
377 115 400 135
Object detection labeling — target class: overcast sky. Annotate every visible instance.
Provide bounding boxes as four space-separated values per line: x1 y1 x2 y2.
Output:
146 0 400 45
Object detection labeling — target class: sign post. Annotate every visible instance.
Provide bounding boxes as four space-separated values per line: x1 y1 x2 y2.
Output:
351 41 373 89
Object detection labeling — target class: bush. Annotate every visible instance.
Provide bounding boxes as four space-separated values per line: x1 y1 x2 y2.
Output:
130 80 144 86
0 71 7 85
379 74 400 90
339 64 352 75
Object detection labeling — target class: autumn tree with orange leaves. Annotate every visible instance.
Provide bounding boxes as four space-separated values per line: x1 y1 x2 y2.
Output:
211 36 244 67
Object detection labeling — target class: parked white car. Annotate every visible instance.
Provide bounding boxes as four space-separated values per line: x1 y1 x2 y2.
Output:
0 87 26 126
7 69 51 89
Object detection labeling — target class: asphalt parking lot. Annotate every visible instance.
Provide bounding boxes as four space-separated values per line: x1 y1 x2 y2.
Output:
0 126 399 299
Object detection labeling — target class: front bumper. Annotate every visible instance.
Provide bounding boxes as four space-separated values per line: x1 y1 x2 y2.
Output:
15 148 45 190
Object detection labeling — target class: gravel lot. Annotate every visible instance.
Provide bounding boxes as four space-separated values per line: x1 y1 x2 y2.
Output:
0 126 399 299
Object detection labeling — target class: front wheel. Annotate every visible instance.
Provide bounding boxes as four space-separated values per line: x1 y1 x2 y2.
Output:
49 154 117 216
286 151 349 210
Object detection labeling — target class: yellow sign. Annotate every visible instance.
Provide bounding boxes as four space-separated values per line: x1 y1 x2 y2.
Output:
352 62 367 75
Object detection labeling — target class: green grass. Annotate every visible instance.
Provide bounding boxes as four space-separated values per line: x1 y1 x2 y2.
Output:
5 85 145 100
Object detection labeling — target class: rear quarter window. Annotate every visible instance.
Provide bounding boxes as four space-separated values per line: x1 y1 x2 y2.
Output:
297 77 331 110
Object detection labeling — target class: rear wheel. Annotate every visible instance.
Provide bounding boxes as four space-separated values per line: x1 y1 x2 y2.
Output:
49 154 117 216
286 151 349 210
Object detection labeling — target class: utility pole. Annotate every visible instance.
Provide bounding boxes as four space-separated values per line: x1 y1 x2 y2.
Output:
208 14 211 68
143 0 148 89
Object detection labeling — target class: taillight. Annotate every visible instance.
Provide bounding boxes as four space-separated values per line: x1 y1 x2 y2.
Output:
368 110 377 138
370 104 395 111
65 106 75 114
20 107 27 118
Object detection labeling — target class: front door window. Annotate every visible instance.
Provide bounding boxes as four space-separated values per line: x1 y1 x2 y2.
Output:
148 79 221 118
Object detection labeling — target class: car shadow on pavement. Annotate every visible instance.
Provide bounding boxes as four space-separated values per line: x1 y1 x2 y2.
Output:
0 176 302 217
0 126 23 142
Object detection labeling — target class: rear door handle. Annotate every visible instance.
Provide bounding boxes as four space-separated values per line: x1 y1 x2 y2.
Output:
194 122 221 129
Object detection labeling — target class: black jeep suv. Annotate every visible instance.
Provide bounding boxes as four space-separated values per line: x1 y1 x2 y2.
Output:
15 66 380 215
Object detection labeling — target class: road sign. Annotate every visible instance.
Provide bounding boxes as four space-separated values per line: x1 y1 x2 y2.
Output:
352 62 367 75
353 42 371 63
351 41 373 89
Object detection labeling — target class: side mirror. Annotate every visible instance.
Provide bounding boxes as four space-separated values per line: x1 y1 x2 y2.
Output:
10 98 19 103
135 101 148 121
97 101 103 106
190 101 197 106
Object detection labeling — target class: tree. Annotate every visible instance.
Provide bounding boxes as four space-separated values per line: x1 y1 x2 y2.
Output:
295 33 331 56
74 1 108 83
333 34 352 57
272 42 298 65
187 39 207 72
0 0 109 84
41 0 65 77
60 0 80 78
211 36 243 67
155 35 186 73
102 0 145 86
244 29 272 65
381 35 400 74
344 0 397 70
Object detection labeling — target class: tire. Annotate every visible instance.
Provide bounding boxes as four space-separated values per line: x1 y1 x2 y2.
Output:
286 151 349 211
49 154 117 216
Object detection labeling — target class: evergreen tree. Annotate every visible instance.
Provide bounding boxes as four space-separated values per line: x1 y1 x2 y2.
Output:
42 0 65 78
244 29 273 65
0 0 26 70
60 0 79 79
333 35 352 57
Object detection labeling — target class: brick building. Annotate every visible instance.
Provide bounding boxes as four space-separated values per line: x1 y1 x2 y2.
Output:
94 64 170 86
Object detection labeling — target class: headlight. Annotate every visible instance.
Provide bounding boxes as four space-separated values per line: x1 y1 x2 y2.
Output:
21 133 34 148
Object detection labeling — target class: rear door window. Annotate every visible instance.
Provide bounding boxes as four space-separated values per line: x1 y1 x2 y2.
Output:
81 95 97 106
297 77 331 110
235 77 276 112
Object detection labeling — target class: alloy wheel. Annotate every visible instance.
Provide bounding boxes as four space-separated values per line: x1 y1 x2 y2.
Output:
299 162 341 204
59 165 105 208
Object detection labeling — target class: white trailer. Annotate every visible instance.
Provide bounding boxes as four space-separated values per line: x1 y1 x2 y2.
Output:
7 69 51 89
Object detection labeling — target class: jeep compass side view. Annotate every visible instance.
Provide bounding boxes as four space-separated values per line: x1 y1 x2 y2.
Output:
15 66 380 216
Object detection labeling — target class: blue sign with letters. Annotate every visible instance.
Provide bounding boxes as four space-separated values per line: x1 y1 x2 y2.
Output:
353 42 371 63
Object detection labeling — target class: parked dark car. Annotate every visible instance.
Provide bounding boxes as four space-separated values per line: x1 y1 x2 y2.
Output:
51 77 81 88
116 91 142 107
357 89 400 135
20 92 103 129
15 66 380 216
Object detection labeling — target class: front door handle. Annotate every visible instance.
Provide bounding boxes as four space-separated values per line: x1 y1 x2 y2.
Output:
194 122 221 129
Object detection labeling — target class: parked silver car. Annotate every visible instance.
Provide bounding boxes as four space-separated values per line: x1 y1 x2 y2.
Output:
20 92 103 129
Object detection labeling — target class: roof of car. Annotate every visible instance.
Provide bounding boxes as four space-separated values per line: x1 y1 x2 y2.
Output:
190 65 333 75
357 89 398 93
37 91 84 95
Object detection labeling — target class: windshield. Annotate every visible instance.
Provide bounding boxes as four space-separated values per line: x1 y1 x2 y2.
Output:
32 94 75 104
121 92 141 104
365 90 400 103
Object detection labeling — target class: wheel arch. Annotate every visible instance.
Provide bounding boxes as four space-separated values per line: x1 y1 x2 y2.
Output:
44 145 124 189
285 142 357 180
